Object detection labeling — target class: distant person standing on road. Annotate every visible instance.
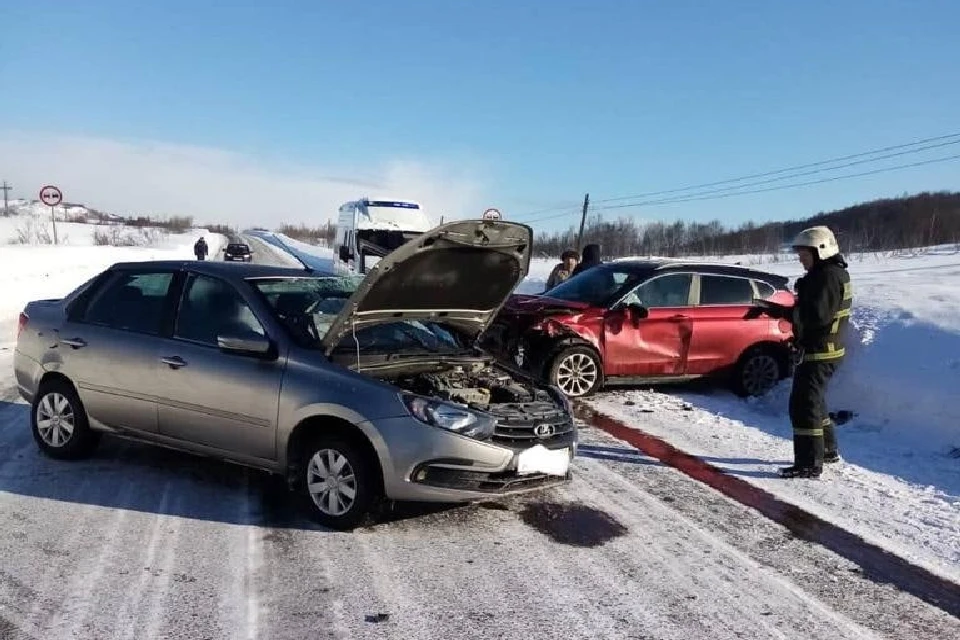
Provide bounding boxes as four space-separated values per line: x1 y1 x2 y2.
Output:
544 249 580 291
194 237 208 261
570 243 601 277
752 226 852 479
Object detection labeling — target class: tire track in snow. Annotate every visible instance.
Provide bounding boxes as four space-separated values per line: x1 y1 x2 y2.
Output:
115 482 175 640
575 425 960 638
570 454 880 639
578 405 960 621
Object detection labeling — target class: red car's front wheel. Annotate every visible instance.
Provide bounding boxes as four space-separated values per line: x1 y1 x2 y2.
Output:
548 346 602 398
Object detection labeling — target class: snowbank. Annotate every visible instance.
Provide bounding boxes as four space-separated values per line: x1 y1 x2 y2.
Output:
0 228 225 348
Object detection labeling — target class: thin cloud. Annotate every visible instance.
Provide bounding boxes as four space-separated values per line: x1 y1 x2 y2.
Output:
0 132 489 228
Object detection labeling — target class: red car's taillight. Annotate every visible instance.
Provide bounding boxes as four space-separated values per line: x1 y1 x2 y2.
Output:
17 312 29 339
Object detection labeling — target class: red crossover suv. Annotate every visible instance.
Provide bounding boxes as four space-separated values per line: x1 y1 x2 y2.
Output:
483 260 797 398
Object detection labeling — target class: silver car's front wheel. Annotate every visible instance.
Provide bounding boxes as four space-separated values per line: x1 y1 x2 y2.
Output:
307 449 358 516
297 436 380 530
31 380 100 459
550 347 602 398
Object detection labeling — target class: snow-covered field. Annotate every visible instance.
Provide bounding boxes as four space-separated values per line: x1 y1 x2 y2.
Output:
1 215 959 638
0 213 225 374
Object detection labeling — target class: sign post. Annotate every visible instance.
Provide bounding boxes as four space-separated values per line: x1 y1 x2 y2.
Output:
481 208 502 221
39 185 62 245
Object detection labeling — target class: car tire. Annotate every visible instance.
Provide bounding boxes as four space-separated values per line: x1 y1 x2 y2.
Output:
30 379 101 460
295 435 380 530
732 346 784 397
548 346 603 398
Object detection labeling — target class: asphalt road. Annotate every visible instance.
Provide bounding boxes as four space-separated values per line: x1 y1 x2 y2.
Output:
1 383 958 639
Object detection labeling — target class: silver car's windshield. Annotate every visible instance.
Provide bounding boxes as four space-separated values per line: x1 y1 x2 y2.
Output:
249 276 466 353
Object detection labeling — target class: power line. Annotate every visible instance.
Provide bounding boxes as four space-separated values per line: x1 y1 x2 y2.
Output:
595 131 960 204
521 152 960 225
591 152 960 212
513 130 960 226
511 201 584 220
600 138 960 208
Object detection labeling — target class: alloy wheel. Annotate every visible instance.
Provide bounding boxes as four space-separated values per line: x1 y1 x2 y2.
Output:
741 353 780 396
556 352 599 397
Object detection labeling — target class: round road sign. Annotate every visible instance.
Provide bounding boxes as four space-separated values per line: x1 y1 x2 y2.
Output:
482 208 502 221
39 185 63 207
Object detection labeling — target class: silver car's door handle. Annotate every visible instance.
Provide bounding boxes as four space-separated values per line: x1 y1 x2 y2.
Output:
161 356 187 369
60 337 87 349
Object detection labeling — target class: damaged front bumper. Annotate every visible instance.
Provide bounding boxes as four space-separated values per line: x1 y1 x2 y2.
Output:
411 445 575 495
371 412 577 503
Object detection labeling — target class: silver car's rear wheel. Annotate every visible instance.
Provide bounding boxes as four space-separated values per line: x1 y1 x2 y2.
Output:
549 347 602 398
296 435 380 530
36 392 75 447
31 379 100 460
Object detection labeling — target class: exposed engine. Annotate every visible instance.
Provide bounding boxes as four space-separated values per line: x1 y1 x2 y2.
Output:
392 362 551 409
383 360 575 448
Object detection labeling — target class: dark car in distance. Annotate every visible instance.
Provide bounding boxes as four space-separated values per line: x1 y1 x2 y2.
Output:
483 260 797 399
223 243 253 262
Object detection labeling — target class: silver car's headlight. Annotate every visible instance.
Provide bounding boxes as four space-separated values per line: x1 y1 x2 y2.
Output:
401 394 496 440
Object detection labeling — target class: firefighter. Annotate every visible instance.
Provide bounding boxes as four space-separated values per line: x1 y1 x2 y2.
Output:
754 226 852 478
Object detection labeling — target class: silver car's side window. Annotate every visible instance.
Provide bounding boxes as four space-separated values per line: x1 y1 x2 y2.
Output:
175 274 266 346
82 271 175 335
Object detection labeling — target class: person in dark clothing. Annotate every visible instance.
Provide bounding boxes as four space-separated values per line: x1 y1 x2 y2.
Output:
193 237 208 261
752 226 852 479
570 243 601 278
544 249 580 291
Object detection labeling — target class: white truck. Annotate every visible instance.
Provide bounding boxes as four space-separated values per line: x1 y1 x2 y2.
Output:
334 198 435 273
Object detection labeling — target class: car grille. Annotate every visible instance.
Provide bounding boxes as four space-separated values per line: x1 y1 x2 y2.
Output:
490 401 576 447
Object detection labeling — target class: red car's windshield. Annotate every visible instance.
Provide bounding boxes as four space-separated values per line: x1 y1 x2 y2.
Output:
544 265 652 307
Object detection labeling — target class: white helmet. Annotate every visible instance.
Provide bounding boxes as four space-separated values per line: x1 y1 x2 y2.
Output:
792 225 839 260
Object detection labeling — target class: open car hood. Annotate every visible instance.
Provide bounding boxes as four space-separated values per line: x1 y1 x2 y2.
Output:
321 219 532 354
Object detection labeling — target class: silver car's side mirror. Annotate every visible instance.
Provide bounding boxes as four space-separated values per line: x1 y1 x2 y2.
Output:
217 331 272 357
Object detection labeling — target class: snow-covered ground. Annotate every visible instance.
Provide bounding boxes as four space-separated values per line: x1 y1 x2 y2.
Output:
1 217 959 637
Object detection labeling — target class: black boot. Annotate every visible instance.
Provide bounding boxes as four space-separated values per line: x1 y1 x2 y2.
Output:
778 465 822 479
823 419 839 463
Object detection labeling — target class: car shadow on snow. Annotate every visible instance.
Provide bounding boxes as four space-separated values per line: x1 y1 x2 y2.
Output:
0 400 470 531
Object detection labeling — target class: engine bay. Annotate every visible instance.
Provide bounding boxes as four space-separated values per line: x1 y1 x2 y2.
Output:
390 361 554 409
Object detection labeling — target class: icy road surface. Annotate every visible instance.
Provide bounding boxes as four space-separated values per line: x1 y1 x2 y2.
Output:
1 389 957 640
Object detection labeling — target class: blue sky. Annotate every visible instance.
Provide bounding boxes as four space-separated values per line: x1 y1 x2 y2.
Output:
1 0 958 230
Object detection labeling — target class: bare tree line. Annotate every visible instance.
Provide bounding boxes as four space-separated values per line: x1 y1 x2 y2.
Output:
533 191 960 259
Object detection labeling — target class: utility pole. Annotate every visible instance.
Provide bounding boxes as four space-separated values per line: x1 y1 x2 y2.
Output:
1 181 11 216
576 193 589 250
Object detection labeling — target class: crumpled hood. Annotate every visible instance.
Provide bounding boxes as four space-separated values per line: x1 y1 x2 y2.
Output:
500 294 594 316
321 219 532 354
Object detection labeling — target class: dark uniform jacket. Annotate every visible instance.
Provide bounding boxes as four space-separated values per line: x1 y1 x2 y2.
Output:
791 256 852 362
